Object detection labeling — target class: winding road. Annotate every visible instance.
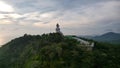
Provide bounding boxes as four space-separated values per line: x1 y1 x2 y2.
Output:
73 37 94 50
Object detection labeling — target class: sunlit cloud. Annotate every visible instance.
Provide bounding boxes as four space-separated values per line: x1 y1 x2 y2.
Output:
40 12 54 18
33 22 49 27
0 19 14 24
8 13 22 19
0 1 14 12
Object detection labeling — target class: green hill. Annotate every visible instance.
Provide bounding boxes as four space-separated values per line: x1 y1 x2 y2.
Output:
92 32 120 44
0 33 120 68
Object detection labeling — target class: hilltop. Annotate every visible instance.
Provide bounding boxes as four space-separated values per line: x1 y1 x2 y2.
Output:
0 33 120 68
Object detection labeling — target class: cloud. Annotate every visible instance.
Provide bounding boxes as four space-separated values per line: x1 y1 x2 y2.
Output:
1 0 120 27
1 0 120 32
33 22 50 28
0 0 120 45
0 19 14 24
58 1 120 26
0 1 14 12
0 0 120 46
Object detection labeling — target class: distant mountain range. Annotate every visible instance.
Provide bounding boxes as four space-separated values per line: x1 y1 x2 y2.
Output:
88 32 120 44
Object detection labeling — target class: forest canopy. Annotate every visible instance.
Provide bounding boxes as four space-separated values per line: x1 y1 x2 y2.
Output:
0 33 120 68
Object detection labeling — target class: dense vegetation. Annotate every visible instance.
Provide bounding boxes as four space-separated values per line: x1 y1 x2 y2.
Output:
0 33 120 68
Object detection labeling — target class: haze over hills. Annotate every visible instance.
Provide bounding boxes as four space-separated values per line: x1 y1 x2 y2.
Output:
91 32 120 44
80 32 120 44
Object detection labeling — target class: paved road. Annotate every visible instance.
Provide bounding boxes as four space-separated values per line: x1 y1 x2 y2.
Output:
73 37 94 48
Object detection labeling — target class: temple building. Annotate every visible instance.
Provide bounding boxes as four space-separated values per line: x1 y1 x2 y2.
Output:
56 23 62 34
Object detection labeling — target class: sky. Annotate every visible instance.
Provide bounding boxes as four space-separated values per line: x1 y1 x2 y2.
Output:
0 0 120 46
